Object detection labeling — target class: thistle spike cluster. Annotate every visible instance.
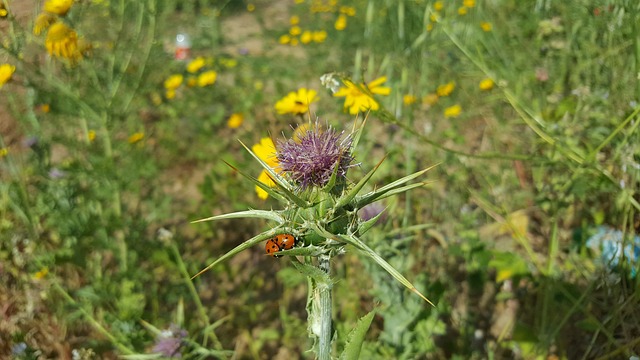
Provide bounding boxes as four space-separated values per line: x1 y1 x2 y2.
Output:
276 126 355 189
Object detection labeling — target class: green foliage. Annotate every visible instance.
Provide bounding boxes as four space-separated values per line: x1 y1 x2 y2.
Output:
1 0 640 359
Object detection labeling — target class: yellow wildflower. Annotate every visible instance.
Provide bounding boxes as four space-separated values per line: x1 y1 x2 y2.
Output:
479 78 494 91
219 58 237 68
252 137 280 200
463 0 475 7
335 14 347 31
0 147 8 157
340 6 356 16
290 15 299 25
88 129 96 142
247 3 255 12
436 81 455 97
128 132 144 144
165 89 176 99
333 76 391 115
427 23 434 32
403 94 417 106
279 34 291 44
300 30 312 44
423 93 439 105
289 25 301 36
34 13 54 36
197 70 217 87
458 7 467 15
0 63 15 88
313 30 327 43
186 56 205 73
45 22 82 61
33 267 49 280
430 13 439 22
227 113 243 128
295 0 304 3
187 77 197 87
44 0 74 16
290 38 299 46
275 88 318 115
292 123 312 143
0 2 7 18
164 74 183 90
433 1 443 11
444 104 462 118
39 104 51 113
480 21 492 32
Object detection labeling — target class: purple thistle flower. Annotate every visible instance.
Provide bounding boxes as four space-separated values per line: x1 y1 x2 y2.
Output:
276 126 355 188
152 324 187 358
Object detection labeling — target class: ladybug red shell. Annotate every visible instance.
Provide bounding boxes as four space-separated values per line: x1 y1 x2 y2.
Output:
265 234 297 256
275 233 295 250
265 239 280 257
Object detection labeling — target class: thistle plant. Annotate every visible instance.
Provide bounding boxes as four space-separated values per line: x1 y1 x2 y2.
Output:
192 117 437 359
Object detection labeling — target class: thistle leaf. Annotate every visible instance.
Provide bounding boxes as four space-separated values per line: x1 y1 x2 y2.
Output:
356 181 435 207
339 309 376 360
222 160 288 203
354 164 439 206
290 257 332 283
337 233 435 306
191 209 285 224
335 156 386 209
191 229 283 279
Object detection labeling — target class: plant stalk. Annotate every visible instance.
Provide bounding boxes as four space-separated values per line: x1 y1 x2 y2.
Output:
317 254 333 360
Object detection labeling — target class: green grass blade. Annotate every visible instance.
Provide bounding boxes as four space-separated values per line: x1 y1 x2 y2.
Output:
335 156 386 209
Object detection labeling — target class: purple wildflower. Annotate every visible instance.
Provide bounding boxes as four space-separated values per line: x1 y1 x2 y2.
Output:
49 168 66 179
358 203 387 224
152 324 187 358
276 126 355 188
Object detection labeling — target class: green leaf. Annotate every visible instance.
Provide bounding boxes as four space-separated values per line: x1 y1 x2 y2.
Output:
339 309 376 360
335 156 386 209
190 228 284 279
191 209 285 224
337 233 435 306
354 164 439 207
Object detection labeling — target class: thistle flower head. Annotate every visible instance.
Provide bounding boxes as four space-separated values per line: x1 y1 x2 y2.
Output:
276 125 354 189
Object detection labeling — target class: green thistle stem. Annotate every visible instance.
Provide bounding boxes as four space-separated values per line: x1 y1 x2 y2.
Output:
317 254 333 360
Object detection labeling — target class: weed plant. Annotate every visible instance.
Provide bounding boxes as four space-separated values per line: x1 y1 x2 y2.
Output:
1 0 639 359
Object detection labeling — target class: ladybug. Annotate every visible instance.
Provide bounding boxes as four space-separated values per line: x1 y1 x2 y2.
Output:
275 233 296 251
265 239 281 257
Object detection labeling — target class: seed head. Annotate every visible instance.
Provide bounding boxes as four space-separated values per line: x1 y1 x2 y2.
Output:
276 126 354 189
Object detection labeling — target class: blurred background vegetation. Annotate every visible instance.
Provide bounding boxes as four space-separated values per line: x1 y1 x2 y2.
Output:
1 0 639 359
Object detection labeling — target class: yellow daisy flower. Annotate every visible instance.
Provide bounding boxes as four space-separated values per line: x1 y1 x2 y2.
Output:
274 88 318 115
279 34 291 44
458 6 468 15
1 2 9 18
247 3 255 12
88 129 96 142
403 94 417 106
44 0 73 16
422 93 439 105
128 132 144 144
335 14 347 31
300 30 313 44
164 74 183 90
227 113 243 128
433 1 444 11
313 30 327 43
480 21 493 32
45 22 82 61
197 70 217 87
186 56 205 73
444 104 462 118
0 63 15 88
463 0 475 8
290 15 300 25
333 76 391 115
436 81 455 97
252 137 280 200
479 78 494 91
0 147 8 158
289 25 301 36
